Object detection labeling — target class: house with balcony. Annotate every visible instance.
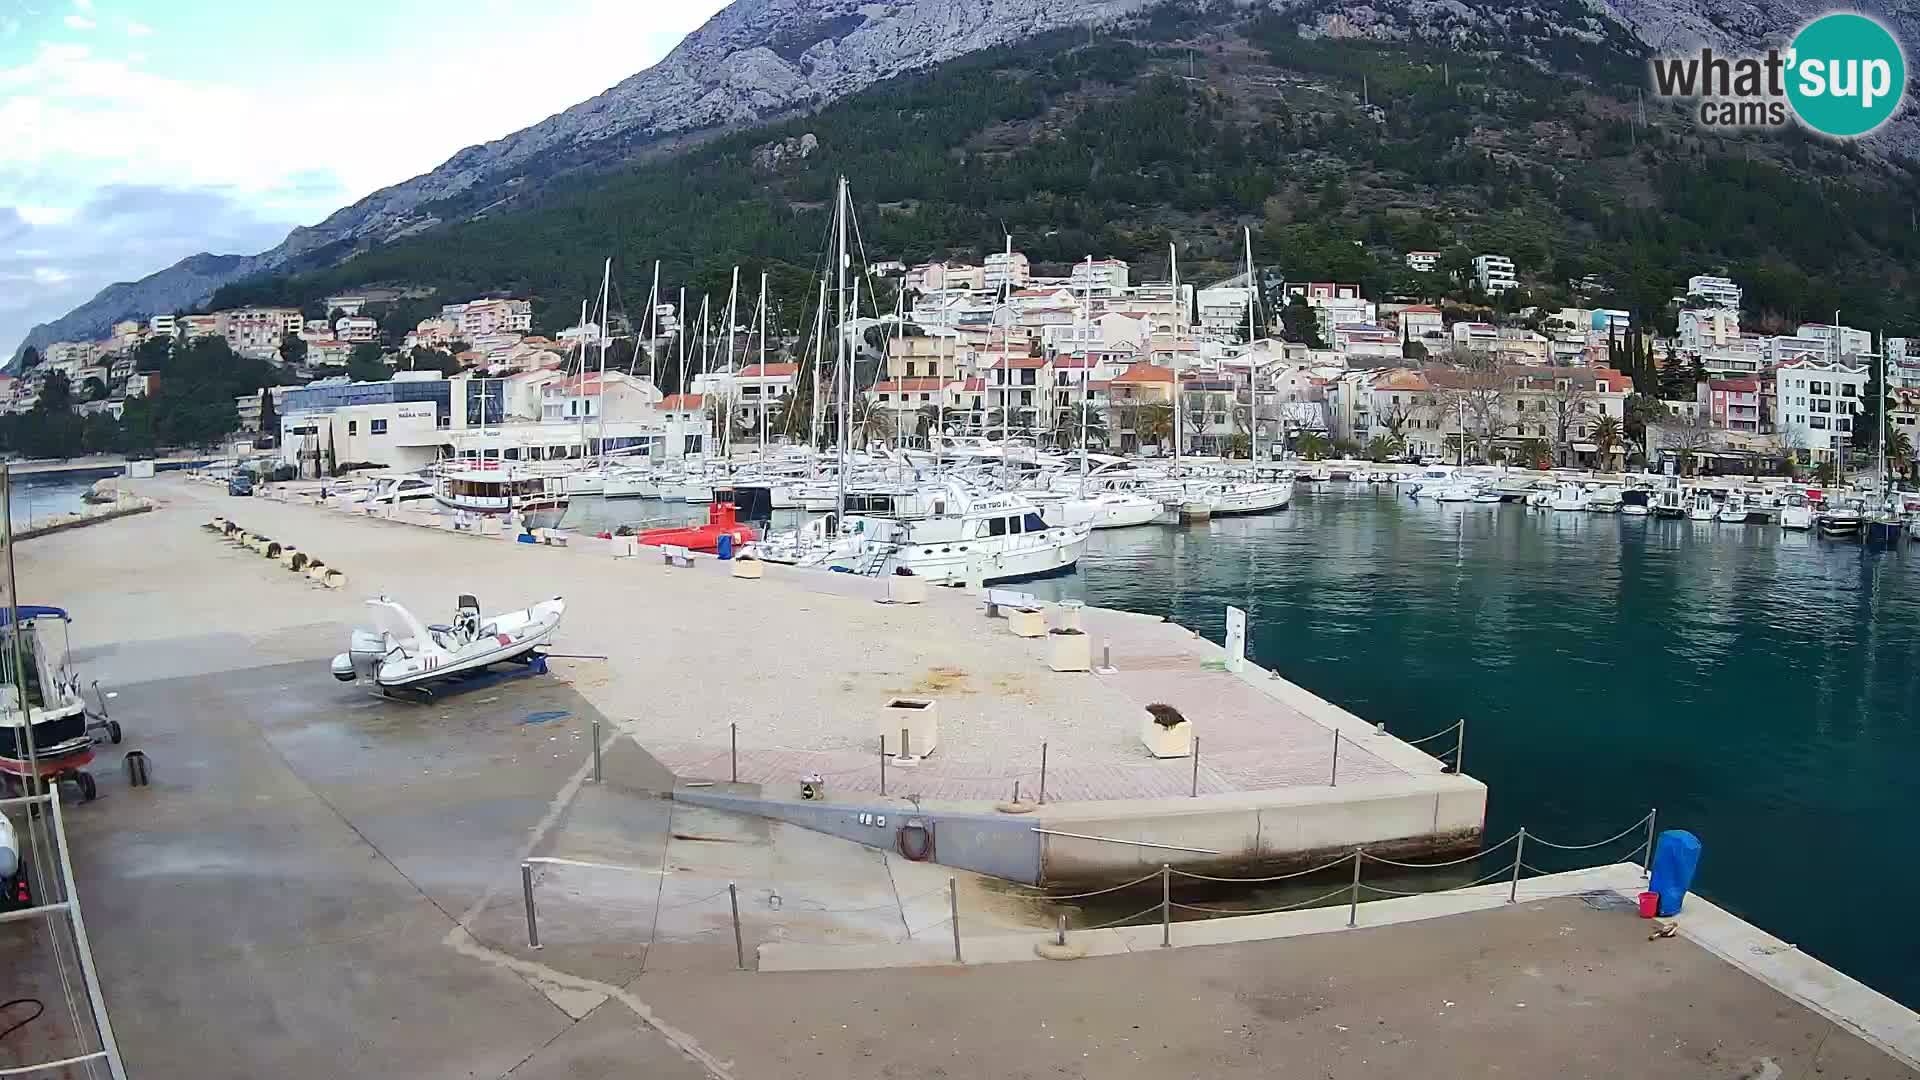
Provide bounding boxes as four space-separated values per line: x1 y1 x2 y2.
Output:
1773 358 1867 462
1703 378 1764 434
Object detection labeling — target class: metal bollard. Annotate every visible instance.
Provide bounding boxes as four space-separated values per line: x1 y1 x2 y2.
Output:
1160 863 1172 947
879 736 887 797
1056 913 1067 948
1509 828 1526 904
1643 808 1658 878
731 722 738 784
730 882 745 970
1347 849 1362 928
1330 730 1341 787
1190 736 1201 798
591 718 602 783
1100 642 1113 671
521 862 541 949
949 878 962 963
1039 741 1048 805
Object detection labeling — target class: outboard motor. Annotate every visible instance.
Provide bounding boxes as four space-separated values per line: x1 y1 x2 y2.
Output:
331 629 392 683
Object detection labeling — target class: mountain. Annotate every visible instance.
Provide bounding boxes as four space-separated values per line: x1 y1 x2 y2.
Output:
17 0 1920 361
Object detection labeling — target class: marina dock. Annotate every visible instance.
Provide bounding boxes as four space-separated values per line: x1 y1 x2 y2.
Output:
5 477 1917 1078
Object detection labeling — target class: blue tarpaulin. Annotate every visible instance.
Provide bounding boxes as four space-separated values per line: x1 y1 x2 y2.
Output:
1649 830 1701 917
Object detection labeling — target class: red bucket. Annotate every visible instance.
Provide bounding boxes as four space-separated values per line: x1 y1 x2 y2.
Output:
1637 891 1659 919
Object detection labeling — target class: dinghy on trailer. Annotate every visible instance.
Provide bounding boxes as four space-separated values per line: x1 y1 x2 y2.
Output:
332 594 566 696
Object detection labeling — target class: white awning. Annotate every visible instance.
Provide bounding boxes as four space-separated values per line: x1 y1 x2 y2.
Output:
1573 442 1599 452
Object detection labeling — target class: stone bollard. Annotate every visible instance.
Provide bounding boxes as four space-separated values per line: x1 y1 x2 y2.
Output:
321 569 347 589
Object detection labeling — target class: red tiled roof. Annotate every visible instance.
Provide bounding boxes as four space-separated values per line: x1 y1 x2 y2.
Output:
1052 356 1098 369
998 356 1048 369
960 378 985 391
738 363 799 378
1400 305 1441 314
660 394 704 410
1112 362 1174 384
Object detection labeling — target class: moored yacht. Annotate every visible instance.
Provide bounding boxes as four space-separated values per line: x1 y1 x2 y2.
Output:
813 488 1092 584
434 464 570 530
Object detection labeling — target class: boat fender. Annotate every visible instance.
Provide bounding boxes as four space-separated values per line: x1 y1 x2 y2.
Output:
896 819 935 862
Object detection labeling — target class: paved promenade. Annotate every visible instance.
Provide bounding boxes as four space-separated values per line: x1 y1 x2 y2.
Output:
6 480 1916 1078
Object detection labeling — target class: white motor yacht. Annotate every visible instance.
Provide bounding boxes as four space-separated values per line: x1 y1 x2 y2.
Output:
1550 482 1588 512
1584 486 1623 513
825 488 1091 584
434 466 570 530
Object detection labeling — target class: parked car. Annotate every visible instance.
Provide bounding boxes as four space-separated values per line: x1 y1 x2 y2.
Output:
227 473 254 497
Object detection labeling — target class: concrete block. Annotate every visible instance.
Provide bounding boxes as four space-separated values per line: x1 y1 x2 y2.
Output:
1139 715 1192 758
1007 607 1046 638
1047 630 1090 672
879 698 938 757
731 558 764 579
886 574 926 604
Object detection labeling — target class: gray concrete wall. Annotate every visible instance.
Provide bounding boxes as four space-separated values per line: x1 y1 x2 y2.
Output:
673 789 1043 884
1033 778 1487 887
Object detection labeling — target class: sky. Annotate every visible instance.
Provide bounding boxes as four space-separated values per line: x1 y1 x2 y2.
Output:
0 0 732 351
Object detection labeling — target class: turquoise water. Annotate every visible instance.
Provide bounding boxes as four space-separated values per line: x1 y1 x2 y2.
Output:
6 475 95 532
1021 485 1920 1007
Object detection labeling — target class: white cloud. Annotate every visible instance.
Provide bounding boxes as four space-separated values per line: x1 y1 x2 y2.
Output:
74 0 95 12
124 20 152 37
62 15 95 30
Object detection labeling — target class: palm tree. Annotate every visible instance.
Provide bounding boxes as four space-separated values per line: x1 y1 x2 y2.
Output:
1517 438 1550 470
1138 403 1174 447
1296 432 1331 461
1888 428 1915 481
1591 413 1622 466
1054 408 1109 451
915 404 943 446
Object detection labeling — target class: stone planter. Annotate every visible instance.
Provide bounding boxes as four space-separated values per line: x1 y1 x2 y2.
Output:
1048 629 1090 672
1139 705 1193 759
731 558 764 580
887 572 927 604
879 697 939 757
1007 607 1047 638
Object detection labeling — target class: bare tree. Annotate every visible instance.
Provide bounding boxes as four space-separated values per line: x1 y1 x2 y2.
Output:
1548 377 1591 467
1440 367 1507 463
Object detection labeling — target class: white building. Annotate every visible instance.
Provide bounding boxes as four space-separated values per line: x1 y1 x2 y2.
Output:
324 294 368 316
983 251 1031 292
1195 286 1252 335
1069 259 1130 296
335 316 380 343
1795 323 1873 358
224 307 302 358
454 298 533 339
1404 251 1440 273
1472 254 1517 294
148 314 178 338
1685 274 1742 312
1773 358 1868 461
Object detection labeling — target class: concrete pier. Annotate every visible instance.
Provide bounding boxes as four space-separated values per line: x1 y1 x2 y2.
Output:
6 476 1916 1079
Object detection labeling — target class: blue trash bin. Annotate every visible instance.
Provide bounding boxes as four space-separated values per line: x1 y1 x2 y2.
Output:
717 534 734 561
1649 830 1701 917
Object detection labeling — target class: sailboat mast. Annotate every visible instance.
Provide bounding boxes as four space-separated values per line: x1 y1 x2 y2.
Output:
758 271 769 457
1245 226 1258 472
835 175 850 531
1079 254 1092 498
812 279 826 463
576 298 589 457
1170 242 1183 469
723 266 739 460
596 257 611 466
643 259 660 382
1000 231 1012 490
677 286 688 457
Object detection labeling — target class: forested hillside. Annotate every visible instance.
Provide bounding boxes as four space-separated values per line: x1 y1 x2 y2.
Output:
211 0 1920 364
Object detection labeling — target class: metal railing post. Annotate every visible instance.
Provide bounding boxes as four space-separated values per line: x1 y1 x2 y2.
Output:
1160 863 1172 947
1190 737 1201 798
521 862 541 949
729 882 745 970
1347 849 1362 928
1039 740 1048 805
1644 808 1658 877
47 787 128 1080
590 718 602 783
879 736 887 797
731 722 738 784
949 878 962 963
1508 828 1526 904
1454 717 1466 774
1330 730 1341 787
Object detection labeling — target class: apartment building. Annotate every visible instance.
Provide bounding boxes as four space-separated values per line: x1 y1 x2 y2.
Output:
983 251 1031 292
1685 274 1742 312
1774 358 1868 461
1069 259 1130 296
1404 251 1440 273
1472 254 1517 293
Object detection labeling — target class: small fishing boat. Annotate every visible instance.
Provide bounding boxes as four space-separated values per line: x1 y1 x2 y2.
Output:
0 606 100 800
1652 483 1687 519
331 594 566 692
1620 487 1652 516
1816 497 1865 539
1780 492 1815 531
1687 489 1717 521
1550 482 1588 512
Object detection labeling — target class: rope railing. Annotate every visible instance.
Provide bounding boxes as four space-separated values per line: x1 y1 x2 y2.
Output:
1170 883 1355 916
1170 850 1356 884
1524 812 1655 851
1359 861 1518 897
1011 868 1164 901
1360 830 1519 870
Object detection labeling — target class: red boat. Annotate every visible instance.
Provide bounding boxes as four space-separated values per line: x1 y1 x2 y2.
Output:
628 493 758 554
